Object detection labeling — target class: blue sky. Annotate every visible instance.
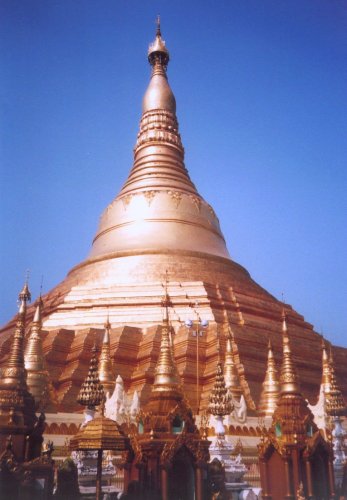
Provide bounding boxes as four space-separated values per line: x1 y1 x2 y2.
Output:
1 1 346 346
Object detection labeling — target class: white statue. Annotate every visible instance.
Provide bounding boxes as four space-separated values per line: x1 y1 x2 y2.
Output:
130 390 140 422
308 385 328 432
232 394 247 423
105 374 126 423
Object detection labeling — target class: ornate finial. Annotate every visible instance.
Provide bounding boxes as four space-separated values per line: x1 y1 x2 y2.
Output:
224 329 243 399
7 284 30 370
208 362 233 417
156 15 161 36
161 270 173 323
279 309 300 394
77 343 105 410
258 338 280 417
148 17 170 68
325 348 346 416
98 317 115 396
18 272 31 307
321 339 331 389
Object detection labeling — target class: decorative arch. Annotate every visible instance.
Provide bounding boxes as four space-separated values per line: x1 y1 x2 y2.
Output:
161 433 207 467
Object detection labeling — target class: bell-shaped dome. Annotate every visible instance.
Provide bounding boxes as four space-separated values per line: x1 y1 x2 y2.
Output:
89 24 230 261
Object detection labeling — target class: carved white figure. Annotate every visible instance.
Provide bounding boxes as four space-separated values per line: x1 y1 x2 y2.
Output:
130 390 140 422
105 374 126 423
308 385 328 432
232 394 247 423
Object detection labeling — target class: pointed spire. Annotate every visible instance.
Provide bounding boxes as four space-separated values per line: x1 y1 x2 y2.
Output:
224 330 243 399
258 339 280 417
0 282 36 430
279 309 300 394
77 343 105 410
321 340 331 391
325 348 346 416
152 313 181 397
208 362 233 417
25 299 54 410
148 15 170 69
98 317 115 396
18 271 31 306
7 280 32 371
146 270 181 400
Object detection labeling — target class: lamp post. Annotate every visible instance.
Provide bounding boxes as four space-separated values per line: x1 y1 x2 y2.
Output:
185 307 208 414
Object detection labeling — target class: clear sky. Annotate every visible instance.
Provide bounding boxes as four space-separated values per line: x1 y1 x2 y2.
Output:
1 1 346 346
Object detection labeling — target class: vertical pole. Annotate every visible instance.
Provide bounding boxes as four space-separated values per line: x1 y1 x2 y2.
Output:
260 460 270 498
196 324 199 414
284 458 293 499
96 448 103 500
305 459 314 499
195 466 203 500
327 458 336 499
161 467 168 500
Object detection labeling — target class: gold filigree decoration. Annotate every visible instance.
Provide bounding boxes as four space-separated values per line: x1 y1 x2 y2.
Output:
143 190 158 207
121 194 133 211
167 190 182 208
189 195 201 213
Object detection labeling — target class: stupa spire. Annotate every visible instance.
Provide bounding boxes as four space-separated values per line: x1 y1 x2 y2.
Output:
89 20 229 261
258 339 280 417
77 343 105 411
325 348 346 416
208 362 232 418
7 280 31 374
98 316 115 396
279 309 300 394
24 298 54 410
224 330 243 399
152 284 181 396
321 340 331 390
0 282 36 429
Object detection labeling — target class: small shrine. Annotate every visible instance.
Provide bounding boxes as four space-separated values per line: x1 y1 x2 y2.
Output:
125 287 211 500
208 360 248 495
258 310 336 499
0 282 54 499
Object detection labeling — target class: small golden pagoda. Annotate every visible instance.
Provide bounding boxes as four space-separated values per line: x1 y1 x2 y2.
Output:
71 408 129 500
128 263 210 500
224 332 243 400
77 343 105 411
24 299 55 411
209 362 233 420
0 282 37 456
325 346 346 417
258 339 280 418
98 317 115 397
258 310 336 499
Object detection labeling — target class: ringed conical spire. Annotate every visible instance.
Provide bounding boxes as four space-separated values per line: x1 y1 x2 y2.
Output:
209 362 232 417
98 317 115 396
89 20 229 261
152 285 181 396
325 348 346 416
279 309 300 394
0 282 36 429
258 340 280 417
24 298 54 410
224 331 243 399
77 343 105 411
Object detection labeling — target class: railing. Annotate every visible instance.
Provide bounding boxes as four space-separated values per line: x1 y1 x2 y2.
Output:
242 457 261 488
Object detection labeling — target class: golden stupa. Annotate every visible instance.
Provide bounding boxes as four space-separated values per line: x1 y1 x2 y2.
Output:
0 21 346 418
